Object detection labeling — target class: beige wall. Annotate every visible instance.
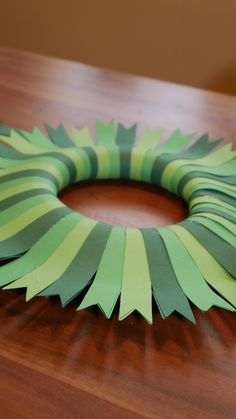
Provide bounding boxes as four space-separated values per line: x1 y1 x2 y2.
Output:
1 0 236 94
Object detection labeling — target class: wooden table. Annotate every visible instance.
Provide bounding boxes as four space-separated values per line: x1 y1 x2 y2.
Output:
0 47 235 419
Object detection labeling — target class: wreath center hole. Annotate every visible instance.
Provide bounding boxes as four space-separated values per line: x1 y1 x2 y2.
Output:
59 180 188 228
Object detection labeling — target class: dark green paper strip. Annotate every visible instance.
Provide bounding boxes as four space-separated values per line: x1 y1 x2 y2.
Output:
78 226 126 317
0 143 27 159
40 222 112 305
184 184 236 203
0 194 58 227
22 127 58 149
190 206 236 223
0 212 82 287
82 147 98 179
116 123 136 148
187 216 236 247
157 129 194 154
180 220 236 277
170 225 236 308
45 124 74 147
0 206 72 259
136 129 195 184
180 134 222 158
150 146 235 192
190 200 236 216
191 190 236 208
119 147 134 180
4 217 97 297
158 227 233 311
43 152 77 184
191 213 236 235
189 196 236 216
116 124 137 179
0 169 59 190
177 172 236 195
141 228 195 321
0 154 71 188
151 134 221 186
170 159 236 194
0 124 12 136
0 188 54 212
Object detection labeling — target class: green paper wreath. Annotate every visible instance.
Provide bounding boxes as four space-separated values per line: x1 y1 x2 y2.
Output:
0 120 235 324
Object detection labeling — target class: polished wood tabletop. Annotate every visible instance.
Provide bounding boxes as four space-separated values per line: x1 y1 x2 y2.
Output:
0 47 235 419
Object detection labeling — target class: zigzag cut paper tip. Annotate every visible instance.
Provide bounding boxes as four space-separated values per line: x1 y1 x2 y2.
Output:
0 119 235 324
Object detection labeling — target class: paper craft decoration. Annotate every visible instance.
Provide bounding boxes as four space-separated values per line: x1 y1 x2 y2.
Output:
0 120 235 324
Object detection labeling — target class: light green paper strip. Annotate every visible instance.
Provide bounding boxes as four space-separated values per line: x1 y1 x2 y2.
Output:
95 146 111 179
49 148 86 182
130 127 163 181
5 218 97 300
140 149 162 183
0 157 27 169
78 226 126 317
73 149 91 181
0 212 82 286
162 144 236 190
0 159 67 190
0 194 56 226
0 155 67 173
0 157 35 168
190 212 236 235
186 184 236 201
0 156 70 188
158 227 233 311
96 119 116 146
130 147 147 180
157 129 195 154
195 143 235 165
21 127 58 149
188 216 236 247
189 196 236 213
119 228 152 323
169 225 236 307
140 131 195 183
0 131 50 154
139 127 164 149
70 127 94 146
47 146 94 182
170 160 236 193
0 179 56 200
183 178 236 201
95 119 120 178
107 147 120 179
190 202 236 219
0 199 63 241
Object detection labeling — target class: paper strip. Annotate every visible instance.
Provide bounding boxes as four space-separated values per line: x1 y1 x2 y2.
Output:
119 228 153 323
45 124 74 147
78 226 126 317
169 225 236 307
141 228 195 321
40 222 112 306
0 212 81 286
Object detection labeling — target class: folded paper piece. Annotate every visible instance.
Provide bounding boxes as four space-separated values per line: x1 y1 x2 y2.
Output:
0 120 235 324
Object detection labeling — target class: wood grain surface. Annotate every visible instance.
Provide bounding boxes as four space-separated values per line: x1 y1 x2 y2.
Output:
0 47 235 419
